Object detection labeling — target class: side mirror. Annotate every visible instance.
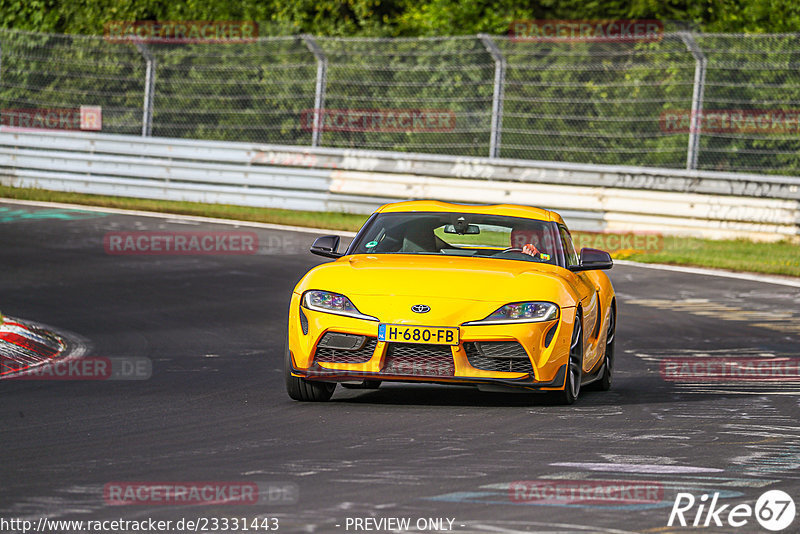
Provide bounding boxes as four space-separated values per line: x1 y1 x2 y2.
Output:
568 247 613 272
310 235 343 259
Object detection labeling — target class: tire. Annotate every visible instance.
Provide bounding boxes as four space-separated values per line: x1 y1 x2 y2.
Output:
284 338 335 402
595 306 615 391
552 315 582 405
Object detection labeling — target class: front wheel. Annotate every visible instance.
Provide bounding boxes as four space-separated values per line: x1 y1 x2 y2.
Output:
552 316 582 405
285 340 335 402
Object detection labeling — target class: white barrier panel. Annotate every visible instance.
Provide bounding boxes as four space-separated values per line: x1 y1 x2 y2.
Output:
1 130 798 241
329 170 799 240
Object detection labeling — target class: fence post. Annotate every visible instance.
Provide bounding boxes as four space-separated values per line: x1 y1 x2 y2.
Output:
679 32 706 171
302 35 327 148
479 34 506 159
135 42 156 137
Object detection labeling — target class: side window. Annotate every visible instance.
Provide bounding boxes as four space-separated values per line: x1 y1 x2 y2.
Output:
558 225 579 267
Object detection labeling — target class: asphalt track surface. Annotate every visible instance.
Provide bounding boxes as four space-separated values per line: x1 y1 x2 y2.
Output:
1 201 799 534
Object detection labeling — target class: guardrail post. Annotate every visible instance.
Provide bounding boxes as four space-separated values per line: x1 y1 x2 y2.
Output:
679 32 706 171
135 42 156 137
302 35 327 148
479 34 506 159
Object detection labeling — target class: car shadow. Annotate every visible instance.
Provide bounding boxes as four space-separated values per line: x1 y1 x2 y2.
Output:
331 382 716 407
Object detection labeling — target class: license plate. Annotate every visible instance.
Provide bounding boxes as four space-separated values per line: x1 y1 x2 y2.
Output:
378 324 459 346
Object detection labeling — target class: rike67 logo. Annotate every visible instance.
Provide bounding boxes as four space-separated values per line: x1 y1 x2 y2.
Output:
669 490 795 531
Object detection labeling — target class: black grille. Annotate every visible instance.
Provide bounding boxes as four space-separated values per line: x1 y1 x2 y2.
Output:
464 342 533 374
314 334 377 364
383 343 455 377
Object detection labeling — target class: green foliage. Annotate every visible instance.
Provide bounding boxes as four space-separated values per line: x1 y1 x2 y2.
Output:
2 0 800 36
2 1 800 172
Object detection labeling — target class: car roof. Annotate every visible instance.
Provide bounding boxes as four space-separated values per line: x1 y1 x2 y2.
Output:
375 200 565 225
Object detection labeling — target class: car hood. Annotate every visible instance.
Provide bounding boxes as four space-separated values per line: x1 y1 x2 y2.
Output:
295 254 578 309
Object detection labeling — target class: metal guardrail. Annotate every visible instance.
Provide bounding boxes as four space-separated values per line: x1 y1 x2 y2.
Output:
1 130 798 240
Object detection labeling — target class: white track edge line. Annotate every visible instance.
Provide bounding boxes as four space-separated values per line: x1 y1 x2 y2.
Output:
0 197 358 237
614 259 800 288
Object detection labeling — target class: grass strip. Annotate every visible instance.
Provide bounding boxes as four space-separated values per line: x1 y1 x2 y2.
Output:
1 185 797 277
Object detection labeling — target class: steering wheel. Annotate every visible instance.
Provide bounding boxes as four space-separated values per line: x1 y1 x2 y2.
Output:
497 247 524 254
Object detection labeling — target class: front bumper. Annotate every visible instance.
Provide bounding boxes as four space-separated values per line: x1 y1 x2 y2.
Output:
291 359 568 391
288 295 575 392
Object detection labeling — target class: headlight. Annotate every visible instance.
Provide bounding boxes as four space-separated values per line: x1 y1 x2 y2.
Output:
302 290 378 321
463 302 559 325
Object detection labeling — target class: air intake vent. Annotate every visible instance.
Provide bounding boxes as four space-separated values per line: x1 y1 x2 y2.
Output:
314 333 376 364
299 308 309 335
464 341 533 374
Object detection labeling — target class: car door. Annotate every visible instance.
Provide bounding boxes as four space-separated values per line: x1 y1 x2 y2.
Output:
558 225 601 372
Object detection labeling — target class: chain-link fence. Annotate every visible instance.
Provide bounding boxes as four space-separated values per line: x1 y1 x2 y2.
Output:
1 28 800 176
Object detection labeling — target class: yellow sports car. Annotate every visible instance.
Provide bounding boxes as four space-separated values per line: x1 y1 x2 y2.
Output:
285 201 616 404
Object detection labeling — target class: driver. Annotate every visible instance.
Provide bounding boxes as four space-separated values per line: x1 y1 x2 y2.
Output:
510 226 550 260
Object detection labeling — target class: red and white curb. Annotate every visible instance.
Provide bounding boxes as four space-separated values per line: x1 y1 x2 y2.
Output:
0 317 66 377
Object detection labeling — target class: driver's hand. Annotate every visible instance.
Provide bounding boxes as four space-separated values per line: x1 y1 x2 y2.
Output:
522 243 540 257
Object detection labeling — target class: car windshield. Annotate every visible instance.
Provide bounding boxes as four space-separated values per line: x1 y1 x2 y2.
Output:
348 212 566 266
